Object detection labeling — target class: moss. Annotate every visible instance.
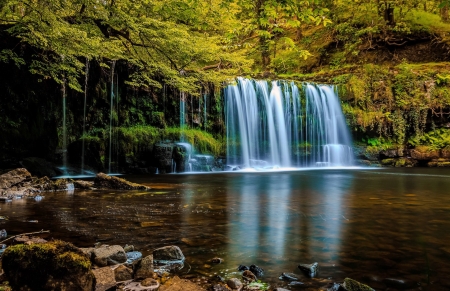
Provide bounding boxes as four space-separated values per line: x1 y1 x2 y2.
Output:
343 278 374 291
2 240 92 290
381 158 395 166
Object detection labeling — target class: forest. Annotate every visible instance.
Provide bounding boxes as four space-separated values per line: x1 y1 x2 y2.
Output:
2 0 450 171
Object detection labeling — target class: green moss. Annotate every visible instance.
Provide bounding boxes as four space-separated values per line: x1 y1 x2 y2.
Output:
343 278 374 291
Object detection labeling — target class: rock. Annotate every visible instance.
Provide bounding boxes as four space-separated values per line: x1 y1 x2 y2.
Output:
226 278 243 290
74 180 94 189
242 270 257 282
279 272 300 281
80 247 95 258
342 278 375 291
274 288 291 291
134 255 154 279
123 244 135 253
153 245 185 264
237 265 248 271
249 264 264 277
173 143 192 173
159 276 206 291
93 245 127 267
141 278 159 287
21 157 57 177
126 251 142 264
153 143 175 174
327 283 346 291
298 262 319 278
2 240 94 291
92 267 116 291
0 168 31 190
213 284 229 291
410 147 439 160
211 257 223 264
0 229 6 239
428 158 450 167
94 173 149 190
13 235 47 245
114 265 133 281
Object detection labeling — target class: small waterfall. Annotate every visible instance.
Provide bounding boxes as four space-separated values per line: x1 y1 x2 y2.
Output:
108 61 116 173
180 92 186 141
81 58 89 174
62 76 67 174
225 78 354 168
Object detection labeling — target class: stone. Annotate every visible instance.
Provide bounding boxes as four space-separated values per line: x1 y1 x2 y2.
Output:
123 244 135 253
92 267 116 291
153 246 185 264
126 251 142 264
173 143 192 173
134 255 154 279
0 168 31 190
114 265 133 282
242 270 257 282
279 272 300 281
226 278 243 290
141 278 159 287
93 245 127 267
249 264 264 277
2 240 94 291
159 276 206 291
13 235 47 245
74 180 94 189
298 262 319 278
213 285 229 291
237 265 248 271
274 288 290 291
94 173 149 190
211 257 223 264
121 280 160 291
410 147 439 160
343 278 375 291
153 143 175 174
327 283 346 291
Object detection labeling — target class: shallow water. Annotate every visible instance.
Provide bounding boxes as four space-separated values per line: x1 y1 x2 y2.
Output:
2 168 450 290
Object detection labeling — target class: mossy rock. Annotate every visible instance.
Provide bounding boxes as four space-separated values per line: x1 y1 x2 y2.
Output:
343 278 375 291
94 172 149 190
381 158 395 166
2 240 94 291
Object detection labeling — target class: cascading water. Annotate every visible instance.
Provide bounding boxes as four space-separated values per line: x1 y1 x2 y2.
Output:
225 78 354 169
81 58 89 174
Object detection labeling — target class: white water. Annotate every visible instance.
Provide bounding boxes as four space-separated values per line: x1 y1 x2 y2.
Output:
225 78 354 169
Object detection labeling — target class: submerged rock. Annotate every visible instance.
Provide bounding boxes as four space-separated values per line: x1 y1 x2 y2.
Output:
298 262 319 278
342 278 375 291
94 173 149 190
93 245 127 267
279 272 300 281
2 240 94 291
249 264 264 277
153 245 185 264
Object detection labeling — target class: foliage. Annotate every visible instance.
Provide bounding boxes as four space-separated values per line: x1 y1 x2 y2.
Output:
409 128 450 149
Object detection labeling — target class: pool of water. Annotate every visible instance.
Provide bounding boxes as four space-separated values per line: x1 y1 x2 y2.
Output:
1 168 450 290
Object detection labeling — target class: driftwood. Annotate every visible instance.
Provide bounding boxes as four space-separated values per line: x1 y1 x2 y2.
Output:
0 230 50 244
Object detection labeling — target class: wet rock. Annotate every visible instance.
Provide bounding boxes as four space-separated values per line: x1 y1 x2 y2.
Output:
238 265 249 271
93 245 127 267
13 235 47 245
249 264 264 277
289 281 305 286
121 280 160 291
74 180 94 189
173 143 192 173
114 265 133 281
141 278 159 288
123 244 135 253
153 245 185 264
0 168 31 189
226 278 243 290
134 255 154 279
213 284 229 291
159 276 206 291
0 229 6 239
327 283 346 291
2 240 94 291
21 157 57 178
126 251 142 264
279 272 300 281
274 288 290 291
92 266 116 291
243 270 257 282
153 143 175 174
94 173 149 190
298 262 319 277
410 147 439 160
211 257 223 264
342 278 375 291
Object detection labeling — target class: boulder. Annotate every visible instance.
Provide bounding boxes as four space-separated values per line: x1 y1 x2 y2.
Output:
153 143 175 174
173 143 192 173
74 180 95 189
134 255 154 279
249 264 264 277
242 270 256 282
410 147 439 160
0 168 31 189
92 267 116 291
2 240 94 291
94 173 149 190
93 245 127 267
226 278 243 290
114 265 133 281
342 278 375 291
298 262 319 278
153 246 185 264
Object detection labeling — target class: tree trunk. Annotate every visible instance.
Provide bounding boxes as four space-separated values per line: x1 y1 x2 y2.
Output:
255 0 270 70
441 6 449 22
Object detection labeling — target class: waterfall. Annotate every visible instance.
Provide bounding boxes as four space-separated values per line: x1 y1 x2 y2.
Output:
62 77 67 175
81 58 89 174
225 78 354 168
180 92 186 141
108 61 116 173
